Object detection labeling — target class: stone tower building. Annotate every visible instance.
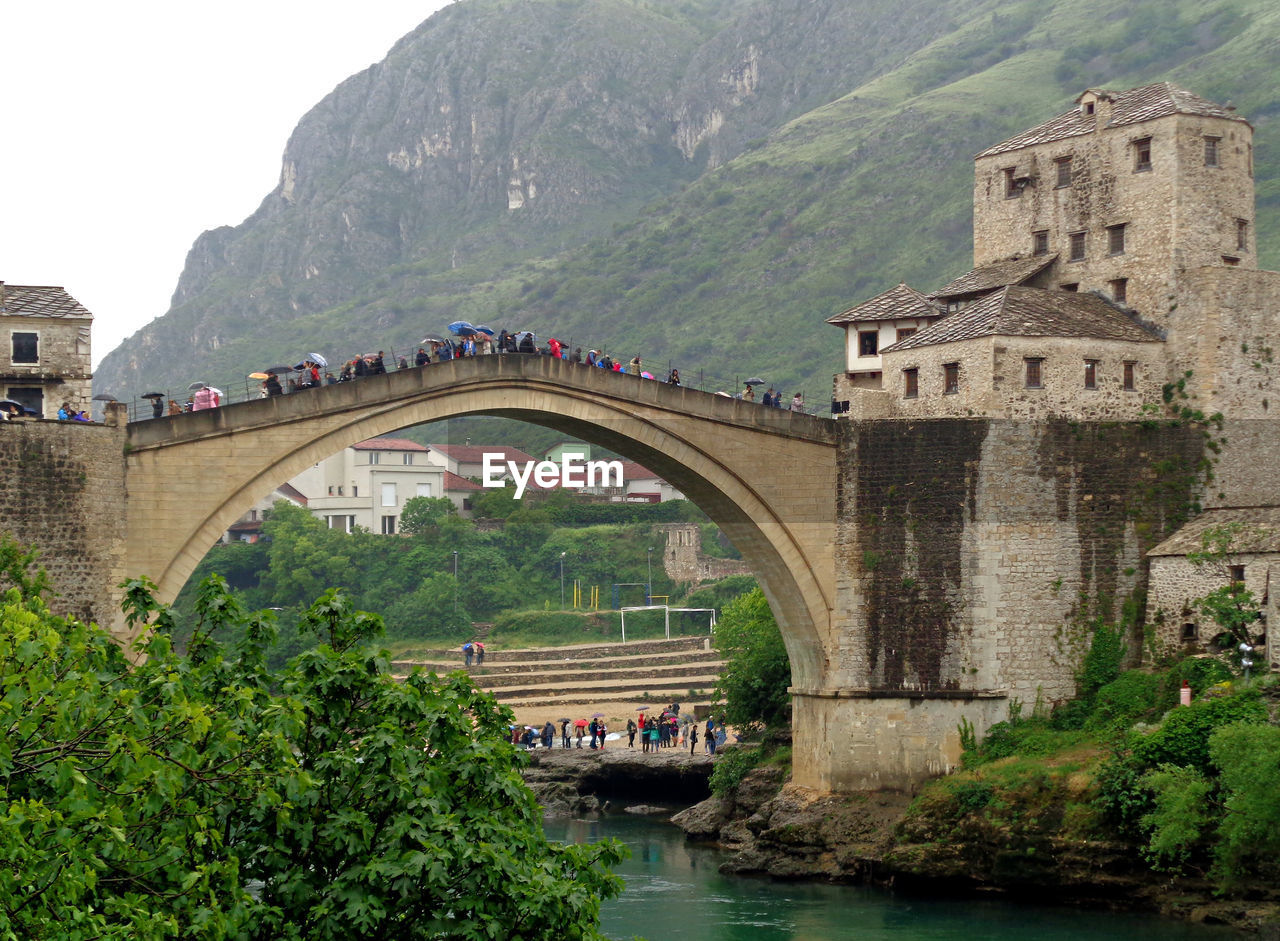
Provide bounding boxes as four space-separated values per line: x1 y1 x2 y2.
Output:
972 84 1255 327
829 82 1278 425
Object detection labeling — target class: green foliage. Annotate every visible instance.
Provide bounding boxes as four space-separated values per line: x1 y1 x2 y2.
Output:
1196 582 1264 648
540 498 702 526
1139 765 1215 870
682 573 757 610
0 557 625 939
1078 617 1127 699
1208 723 1280 888
711 587 791 733
1131 688 1267 773
398 494 458 534
709 744 763 796
1085 670 1163 730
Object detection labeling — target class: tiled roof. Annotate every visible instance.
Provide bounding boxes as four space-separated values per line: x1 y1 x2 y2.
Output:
1148 507 1280 557
977 83 1246 159
827 283 941 325
0 283 94 320
430 444 535 464
443 470 483 491
352 437 428 452
882 286 1162 352
931 255 1057 300
276 482 309 506
616 461 660 481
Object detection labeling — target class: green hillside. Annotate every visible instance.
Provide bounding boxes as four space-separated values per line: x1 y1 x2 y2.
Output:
94 0 1280 405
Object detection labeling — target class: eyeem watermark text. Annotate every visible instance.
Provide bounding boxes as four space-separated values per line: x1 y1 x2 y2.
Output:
482 453 624 499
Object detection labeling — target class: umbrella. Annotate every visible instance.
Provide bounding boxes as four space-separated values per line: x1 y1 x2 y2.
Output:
248 372 271 380
307 353 328 368
91 393 117 402
592 712 606 718
187 381 207 391
420 333 446 344
0 399 24 412
574 719 589 727
448 320 475 335
140 392 165 399
635 706 650 711
558 717 573 723
473 325 495 335
264 365 294 375
640 371 654 379
744 377 766 385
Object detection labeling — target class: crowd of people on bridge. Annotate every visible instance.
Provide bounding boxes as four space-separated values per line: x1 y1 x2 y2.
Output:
138 318 813 420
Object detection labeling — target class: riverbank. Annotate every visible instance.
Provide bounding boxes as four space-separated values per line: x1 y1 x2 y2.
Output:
523 747 1280 935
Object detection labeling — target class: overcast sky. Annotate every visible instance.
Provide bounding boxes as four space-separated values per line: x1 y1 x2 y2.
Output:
1 1 451 367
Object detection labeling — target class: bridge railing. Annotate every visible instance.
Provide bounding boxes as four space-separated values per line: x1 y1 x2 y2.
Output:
107 339 830 424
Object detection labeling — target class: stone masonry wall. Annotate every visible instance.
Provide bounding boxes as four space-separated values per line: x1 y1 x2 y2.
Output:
834 419 1205 708
0 416 128 628
972 110 1253 333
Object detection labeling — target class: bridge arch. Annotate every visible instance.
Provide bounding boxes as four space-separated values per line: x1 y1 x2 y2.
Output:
124 355 838 693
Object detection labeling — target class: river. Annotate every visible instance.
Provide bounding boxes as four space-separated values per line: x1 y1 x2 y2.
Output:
545 813 1235 941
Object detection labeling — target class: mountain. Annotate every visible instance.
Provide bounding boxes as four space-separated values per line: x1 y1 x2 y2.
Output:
95 0 1280 402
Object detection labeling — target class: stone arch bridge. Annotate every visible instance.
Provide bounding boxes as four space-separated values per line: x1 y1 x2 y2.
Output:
125 355 849 785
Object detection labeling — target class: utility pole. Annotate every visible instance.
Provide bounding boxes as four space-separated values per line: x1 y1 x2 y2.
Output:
646 547 653 604
559 551 566 608
453 550 459 620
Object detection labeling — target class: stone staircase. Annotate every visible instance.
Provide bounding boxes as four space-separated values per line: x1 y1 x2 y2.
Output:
390 635 722 717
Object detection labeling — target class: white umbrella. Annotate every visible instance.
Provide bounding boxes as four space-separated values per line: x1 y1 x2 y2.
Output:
307 353 328 368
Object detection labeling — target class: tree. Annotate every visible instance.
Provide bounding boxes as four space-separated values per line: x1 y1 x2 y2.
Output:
0 540 624 939
712 587 791 733
399 495 458 535
1187 522 1268 653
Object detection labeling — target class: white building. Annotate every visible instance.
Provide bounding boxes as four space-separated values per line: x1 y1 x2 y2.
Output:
290 437 445 534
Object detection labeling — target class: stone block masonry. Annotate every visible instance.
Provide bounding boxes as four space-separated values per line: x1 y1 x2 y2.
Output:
796 417 1207 789
0 416 128 628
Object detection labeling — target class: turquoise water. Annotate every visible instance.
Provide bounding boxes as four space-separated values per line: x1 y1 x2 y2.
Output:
545 813 1233 941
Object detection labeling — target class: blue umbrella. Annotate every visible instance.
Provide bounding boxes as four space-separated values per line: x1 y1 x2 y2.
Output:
448 320 476 336
473 324 496 335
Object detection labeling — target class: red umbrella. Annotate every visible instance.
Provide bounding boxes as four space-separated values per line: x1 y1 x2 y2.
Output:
574 718 589 728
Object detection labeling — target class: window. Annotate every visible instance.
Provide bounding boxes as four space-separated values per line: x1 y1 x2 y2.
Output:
1181 623 1199 642
351 486 358 498
1069 231 1086 261
943 363 959 395
903 367 919 399
1055 156 1072 188
1237 219 1249 252
858 330 878 357
7 387 42 416
1107 223 1126 256
368 452 381 465
403 453 414 465
416 482 433 498
328 485 335 496
1223 255 1241 266
10 332 38 364
1024 358 1043 389
1032 230 1049 256
1003 167 1020 198
1122 361 1136 391
381 515 397 535
1084 359 1098 389
1204 136 1220 167
1060 283 1079 292
1083 101 1095 115
896 327 916 343
381 482 396 507
1133 137 1152 172
1230 565 1245 583
1110 278 1128 304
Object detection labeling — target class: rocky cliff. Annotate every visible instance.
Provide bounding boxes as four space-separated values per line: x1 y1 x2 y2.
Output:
96 0 1280 398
